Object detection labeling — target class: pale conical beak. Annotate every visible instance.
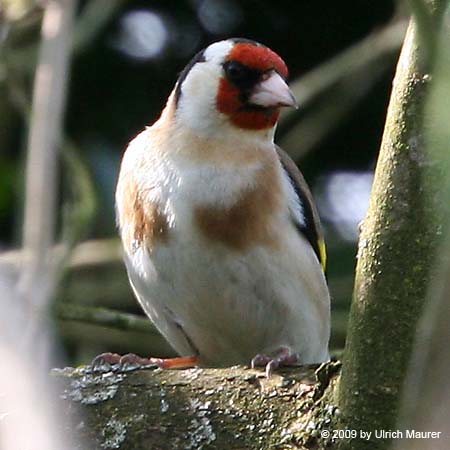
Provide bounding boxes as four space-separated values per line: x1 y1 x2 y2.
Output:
248 72 298 109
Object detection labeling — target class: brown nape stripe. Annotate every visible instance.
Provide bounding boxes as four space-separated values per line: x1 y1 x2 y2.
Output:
174 49 206 105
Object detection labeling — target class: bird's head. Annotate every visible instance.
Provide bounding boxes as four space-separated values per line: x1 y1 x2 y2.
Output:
172 39 297 138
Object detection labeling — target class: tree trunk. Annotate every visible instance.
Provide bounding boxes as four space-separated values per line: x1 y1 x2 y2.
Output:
336 3 448 449
54 362 340 450
394 9 450 448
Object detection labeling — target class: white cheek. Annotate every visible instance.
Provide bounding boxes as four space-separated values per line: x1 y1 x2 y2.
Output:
176 63 225 133
175 40 234 134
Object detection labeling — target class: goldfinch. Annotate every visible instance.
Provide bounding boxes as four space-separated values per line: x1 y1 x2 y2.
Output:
103 39 330 375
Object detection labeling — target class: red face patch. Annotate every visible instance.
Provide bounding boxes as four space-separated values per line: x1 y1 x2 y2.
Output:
226 43 289 79
216 43 289 130
217 78 280 129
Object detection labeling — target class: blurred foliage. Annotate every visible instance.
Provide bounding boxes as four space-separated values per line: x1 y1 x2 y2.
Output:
0 0 400 363
1 0 396 243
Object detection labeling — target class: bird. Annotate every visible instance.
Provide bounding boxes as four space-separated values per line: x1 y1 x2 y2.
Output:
95 38 330 376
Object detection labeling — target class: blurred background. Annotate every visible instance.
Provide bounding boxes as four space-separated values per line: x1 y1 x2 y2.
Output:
0 0 405 366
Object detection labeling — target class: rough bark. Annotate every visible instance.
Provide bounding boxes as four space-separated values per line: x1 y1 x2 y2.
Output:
54 362 341 450
336 4 448 449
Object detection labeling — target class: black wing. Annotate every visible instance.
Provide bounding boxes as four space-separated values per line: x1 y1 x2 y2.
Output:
276 146 327 272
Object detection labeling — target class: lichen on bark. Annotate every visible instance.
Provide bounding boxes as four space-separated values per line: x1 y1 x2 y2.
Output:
53 362 341 450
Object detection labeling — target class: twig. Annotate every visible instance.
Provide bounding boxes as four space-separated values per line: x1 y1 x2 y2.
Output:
18 0 77 351
281 19 407 122
55 301 349 356
54 303 158 335
73 0 126 52
3 37 99 283
0 237 122 270
1 0 125 72
4 4 79 449
278 19 407 159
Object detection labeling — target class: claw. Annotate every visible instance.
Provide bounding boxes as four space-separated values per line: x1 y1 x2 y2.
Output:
91 352 122 372
251 353 271 369
250 347 301 377
90 352 200 373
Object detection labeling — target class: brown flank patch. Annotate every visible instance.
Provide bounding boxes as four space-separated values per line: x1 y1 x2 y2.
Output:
119 174 170 252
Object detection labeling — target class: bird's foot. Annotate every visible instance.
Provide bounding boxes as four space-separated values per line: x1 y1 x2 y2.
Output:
91 352 199 373
251 346 301 377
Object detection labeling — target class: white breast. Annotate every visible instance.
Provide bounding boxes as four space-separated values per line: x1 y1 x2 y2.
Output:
117 124 330 366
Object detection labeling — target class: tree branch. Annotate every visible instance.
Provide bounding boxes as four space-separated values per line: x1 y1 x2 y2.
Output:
54 362 341 450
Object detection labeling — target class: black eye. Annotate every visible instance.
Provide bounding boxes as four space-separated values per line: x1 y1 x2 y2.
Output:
223 61 261 89
224 61 246 80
